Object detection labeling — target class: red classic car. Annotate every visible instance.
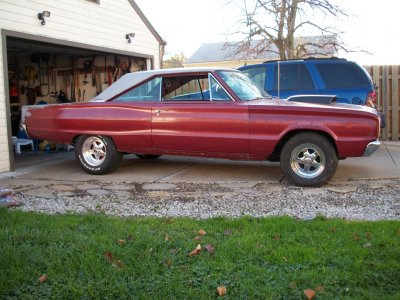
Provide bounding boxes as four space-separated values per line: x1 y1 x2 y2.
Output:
23 68 381 186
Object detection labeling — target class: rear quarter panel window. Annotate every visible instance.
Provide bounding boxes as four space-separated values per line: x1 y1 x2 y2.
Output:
113 77 161 102
316 63 370 88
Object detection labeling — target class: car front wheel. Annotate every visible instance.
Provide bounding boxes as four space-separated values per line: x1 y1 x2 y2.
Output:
280 133 338 187
75 135 122 175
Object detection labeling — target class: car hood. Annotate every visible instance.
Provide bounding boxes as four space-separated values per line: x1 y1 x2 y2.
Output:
248 97 378 115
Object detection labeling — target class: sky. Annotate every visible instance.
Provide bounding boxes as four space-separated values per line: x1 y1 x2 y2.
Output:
135 0 400 65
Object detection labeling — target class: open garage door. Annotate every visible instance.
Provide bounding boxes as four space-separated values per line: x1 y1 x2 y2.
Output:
5 35 151 170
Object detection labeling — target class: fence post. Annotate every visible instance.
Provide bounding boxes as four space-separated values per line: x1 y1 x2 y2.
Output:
381 66 389 140
392 66 399 140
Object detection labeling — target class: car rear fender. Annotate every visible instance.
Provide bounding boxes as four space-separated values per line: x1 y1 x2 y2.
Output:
268 128 338 161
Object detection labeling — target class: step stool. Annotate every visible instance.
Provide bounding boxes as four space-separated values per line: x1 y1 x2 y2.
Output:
12 136 34 154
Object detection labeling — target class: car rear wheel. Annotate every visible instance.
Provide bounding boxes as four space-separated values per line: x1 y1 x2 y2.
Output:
280 133 338 187
135 154 161 159
75 135 122 175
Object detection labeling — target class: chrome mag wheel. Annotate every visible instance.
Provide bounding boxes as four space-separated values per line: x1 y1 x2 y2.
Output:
290 143 326 179
82 136 107 167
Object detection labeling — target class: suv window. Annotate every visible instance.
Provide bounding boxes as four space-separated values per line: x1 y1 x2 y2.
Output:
240 66 267 88
316 63 369 88
274 63 315 91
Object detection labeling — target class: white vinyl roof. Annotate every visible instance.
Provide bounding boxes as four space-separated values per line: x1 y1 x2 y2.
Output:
91 67 234 102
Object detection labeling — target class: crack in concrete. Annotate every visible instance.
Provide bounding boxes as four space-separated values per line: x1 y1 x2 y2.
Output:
153 163 198 183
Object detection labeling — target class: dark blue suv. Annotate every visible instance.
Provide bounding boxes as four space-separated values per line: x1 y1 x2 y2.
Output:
238 58 377 107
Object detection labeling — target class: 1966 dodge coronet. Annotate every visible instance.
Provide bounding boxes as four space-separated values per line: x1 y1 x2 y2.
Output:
23 68 381 186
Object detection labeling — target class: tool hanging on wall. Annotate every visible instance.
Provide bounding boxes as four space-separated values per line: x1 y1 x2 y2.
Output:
92 55 96 87
103 56 108 85
52 69 57 94
113 56 118 82
95 71 102 95
64 71 71 99
82 59 92 101
72 58 80 102
107 65 113 86
24 66 36 87
83 60 91 85
59 71 69 98
128 57 132 74
31 54 50 97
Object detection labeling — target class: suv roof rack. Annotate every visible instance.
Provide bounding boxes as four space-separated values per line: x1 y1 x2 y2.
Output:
262 57 347 63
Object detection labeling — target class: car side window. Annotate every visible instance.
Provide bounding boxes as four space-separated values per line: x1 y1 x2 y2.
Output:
241 66 267 88
113 77 161 102
162 75 210 100
316 63 369 88
274 63 315 91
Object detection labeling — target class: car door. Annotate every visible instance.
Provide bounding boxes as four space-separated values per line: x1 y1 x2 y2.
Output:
107 76 161 153
151 73 249 158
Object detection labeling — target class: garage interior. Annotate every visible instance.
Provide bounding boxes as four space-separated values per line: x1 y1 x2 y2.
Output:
7 36 148 164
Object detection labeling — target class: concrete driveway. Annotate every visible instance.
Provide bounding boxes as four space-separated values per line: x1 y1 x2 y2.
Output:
1 142 399 221
3 141 399 184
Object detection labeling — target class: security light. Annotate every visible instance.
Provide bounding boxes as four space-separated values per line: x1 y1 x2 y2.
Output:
125 33 135 43
38 11 51 25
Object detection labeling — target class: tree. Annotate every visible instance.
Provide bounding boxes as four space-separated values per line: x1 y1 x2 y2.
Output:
162 53 186 69
227 0 347 60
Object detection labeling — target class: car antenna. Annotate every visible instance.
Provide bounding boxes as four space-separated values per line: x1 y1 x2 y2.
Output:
277 60 280 100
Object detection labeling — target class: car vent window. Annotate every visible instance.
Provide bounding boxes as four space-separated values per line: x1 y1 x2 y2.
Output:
274 64 315 91
241 66 267 88
316 63 369 88
113 77 161 102
209 75 231 101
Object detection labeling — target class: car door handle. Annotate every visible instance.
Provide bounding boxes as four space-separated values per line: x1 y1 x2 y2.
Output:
155 109 168 116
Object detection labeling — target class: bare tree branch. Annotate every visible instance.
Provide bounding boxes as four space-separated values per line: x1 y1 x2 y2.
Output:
225 0 352 60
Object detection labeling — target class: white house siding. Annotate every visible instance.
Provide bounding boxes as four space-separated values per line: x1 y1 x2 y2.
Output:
0 0 162 172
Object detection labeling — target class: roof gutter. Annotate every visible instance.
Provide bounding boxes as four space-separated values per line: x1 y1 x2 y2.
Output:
128 0 166 46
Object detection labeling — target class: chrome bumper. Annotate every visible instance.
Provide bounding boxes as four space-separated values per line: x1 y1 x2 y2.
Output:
363 140 381 157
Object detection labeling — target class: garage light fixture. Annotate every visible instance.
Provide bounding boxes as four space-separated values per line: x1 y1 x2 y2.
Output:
38 11 50 25
125 33 135 43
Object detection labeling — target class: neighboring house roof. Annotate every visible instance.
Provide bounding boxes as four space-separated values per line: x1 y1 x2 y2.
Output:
187 36 337 64
129 0 166 46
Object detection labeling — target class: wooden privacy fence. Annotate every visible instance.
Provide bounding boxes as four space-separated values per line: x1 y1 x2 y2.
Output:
364 65 400 141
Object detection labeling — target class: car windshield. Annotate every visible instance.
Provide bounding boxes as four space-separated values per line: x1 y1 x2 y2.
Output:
216 70 267 101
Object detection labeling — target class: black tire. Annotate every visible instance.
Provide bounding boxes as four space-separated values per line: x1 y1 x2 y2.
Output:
135 154 161 159
280 133 338 187
75 135 122 175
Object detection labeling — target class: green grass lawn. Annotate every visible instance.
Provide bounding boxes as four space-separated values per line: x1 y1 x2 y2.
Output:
0 208 399 299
